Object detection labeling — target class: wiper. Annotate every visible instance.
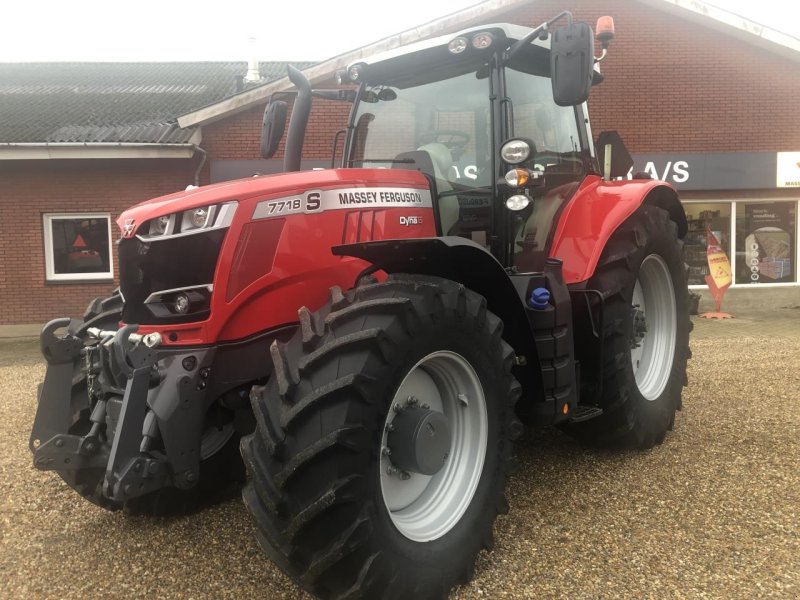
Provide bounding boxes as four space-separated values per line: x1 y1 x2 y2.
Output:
347 158 416 165
437 186 492 198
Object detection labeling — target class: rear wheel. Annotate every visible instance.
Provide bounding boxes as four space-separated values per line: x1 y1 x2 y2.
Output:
564 206 691 448
241 275 521 599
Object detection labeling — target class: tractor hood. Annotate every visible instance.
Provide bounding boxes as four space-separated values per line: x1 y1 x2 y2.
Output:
117 168 431 239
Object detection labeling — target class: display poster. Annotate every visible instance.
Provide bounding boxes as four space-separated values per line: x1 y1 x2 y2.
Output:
706 230 732 289
703 229 732 315
743 203 795 284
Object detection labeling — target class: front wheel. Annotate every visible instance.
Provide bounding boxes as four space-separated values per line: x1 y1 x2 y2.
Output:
564 205 691 448
241 275 522 599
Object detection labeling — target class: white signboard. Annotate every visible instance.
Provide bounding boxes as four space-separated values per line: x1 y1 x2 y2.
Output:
777 152 800 188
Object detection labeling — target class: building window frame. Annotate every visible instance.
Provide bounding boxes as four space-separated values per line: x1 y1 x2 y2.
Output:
683 198 799 289
43 213 114 282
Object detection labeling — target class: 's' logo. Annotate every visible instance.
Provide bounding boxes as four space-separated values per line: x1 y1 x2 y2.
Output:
122 219 136 237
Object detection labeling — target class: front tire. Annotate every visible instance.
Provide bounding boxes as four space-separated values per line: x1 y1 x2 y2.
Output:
241 275 521 599
565 205 691 448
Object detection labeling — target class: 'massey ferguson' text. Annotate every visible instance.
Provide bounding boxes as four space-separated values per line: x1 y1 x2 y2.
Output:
338 190 424 205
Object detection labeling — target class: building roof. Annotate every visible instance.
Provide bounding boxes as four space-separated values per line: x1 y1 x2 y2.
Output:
0 61 314 144
178 0 800 129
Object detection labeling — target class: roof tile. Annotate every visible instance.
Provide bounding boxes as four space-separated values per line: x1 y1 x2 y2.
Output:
0 61 314 143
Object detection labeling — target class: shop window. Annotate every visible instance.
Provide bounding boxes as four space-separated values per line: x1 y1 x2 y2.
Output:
43 214 113 282
735 202 796 284
683 203 732 285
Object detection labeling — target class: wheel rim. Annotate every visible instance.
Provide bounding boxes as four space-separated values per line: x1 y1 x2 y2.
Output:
380 351 488 542
200 423 234 460
631 254 677 401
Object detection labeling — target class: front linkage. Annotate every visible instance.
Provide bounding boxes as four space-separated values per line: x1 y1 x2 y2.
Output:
30 318 214 504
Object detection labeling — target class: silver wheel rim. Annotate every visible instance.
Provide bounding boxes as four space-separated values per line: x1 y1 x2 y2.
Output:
631 254 677 401
380 351 488 542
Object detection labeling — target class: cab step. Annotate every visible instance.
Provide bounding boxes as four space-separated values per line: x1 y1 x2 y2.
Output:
569 405 603 423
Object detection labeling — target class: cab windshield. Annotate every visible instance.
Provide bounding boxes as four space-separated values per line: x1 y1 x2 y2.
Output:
349 70 491 191
346 41 588 255
504 66 583 175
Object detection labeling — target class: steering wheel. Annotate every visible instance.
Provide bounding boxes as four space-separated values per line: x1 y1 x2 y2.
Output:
419 130 470 154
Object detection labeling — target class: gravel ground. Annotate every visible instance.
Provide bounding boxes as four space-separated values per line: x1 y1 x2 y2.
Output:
1 315 798 599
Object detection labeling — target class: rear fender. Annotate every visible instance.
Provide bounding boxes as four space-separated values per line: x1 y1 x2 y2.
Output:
550 176 686 284
333 237 544 412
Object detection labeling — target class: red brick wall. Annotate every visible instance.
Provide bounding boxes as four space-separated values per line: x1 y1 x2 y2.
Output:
0 159 195 324
497 0 800 153
201 96 352 180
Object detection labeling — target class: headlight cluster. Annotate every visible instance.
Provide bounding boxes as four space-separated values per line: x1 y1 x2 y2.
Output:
447 31 495 54
500 139 538 212
139 202 237 241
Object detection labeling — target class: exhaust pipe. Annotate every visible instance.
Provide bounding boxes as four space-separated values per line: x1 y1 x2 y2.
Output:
284 65 312 173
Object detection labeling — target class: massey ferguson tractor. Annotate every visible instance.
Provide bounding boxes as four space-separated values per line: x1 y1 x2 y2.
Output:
30 12 690 599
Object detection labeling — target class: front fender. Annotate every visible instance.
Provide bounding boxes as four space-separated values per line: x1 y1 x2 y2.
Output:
550 175 686 284
333 236 542 401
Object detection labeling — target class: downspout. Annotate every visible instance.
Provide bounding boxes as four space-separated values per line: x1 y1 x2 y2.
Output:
193 145 207 187
284 65 312 173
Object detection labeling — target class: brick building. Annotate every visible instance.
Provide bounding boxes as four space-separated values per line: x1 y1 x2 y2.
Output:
1 0 798 325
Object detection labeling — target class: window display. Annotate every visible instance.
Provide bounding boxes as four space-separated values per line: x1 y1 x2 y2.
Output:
43 214 113 282
735 202 796 284
683 203 732 285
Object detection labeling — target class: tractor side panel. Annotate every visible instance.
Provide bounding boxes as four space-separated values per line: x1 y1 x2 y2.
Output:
549 175 680 284
215 185 436 342
128 169 436 345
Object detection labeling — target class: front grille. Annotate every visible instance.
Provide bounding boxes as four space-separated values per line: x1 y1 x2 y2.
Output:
118 230 226 324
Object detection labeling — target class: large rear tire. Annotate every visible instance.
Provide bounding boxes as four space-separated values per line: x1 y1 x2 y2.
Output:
564 205 691 448
241 275 521 599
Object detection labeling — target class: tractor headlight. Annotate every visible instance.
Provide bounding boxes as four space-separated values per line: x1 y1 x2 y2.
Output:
138 202 237 241
448 37 468 54
348 63 365 82
500 139 532 165
148 215 172 236
505 194 530 211
504 168 530 187
471 32 494 49
181 207 211 231
173 293 191 314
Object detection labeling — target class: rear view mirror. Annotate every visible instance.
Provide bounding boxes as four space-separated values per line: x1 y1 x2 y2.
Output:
550 21 594 106
260 100 288 159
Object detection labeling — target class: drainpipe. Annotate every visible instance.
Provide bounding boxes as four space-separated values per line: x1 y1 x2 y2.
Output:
193 146 207 187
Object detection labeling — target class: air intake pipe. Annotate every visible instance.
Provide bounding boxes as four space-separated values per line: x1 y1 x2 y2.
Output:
284 65 312 173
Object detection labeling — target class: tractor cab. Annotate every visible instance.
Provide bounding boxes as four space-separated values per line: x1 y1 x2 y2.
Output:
343 22 595 273
266 14 608 273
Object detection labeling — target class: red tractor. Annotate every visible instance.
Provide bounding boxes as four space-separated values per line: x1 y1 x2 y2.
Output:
30 13 690 599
